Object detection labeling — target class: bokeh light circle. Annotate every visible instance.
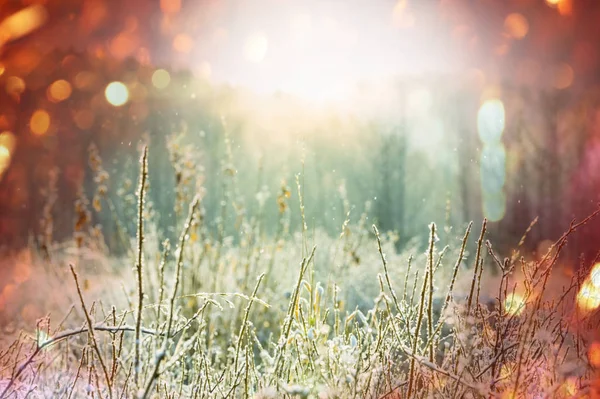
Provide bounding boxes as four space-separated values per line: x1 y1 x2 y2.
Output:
105 81 129 106
152 69 171 89
30 110 50 135
48 79 72 102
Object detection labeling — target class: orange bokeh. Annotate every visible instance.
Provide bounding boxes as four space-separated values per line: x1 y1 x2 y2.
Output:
590 342 600 368
5 76 26 96
30 110 51 136
504 13 529 40
173 33 194 53
0 5 47 45
161 0 181 14
553 63 574 89
47 79 72 102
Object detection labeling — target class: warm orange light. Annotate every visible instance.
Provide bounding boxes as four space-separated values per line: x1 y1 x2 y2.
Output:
0 144 11 180
173 34 194 53
560 377 578 397
0 5 48 44
553 63 574 89
546 0 561 5
589 342 600 368
110 32 137 59
0 131 16 154
105 82 129 107
500 391 517 399
504 13 529 40
6 76 26 96
499 363 514 380
30 110 50 135
47 79 72 102
161 0 181 14
558 0 573 16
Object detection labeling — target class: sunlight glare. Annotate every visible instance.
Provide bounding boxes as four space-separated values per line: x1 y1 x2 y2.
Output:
504 292 525 316
577 280 600 312
244 33 268 63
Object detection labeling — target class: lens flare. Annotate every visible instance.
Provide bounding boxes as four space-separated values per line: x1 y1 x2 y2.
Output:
477 99 506 144
105 82 129 107
480 143 507 194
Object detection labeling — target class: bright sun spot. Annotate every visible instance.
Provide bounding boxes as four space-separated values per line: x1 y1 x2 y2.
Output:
577 280 600 312
577 263 600 312
504 293 525 316
244 33 268 63
105 81 129 106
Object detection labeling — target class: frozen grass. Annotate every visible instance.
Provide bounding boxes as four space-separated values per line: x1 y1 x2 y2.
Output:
1 144 600 399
